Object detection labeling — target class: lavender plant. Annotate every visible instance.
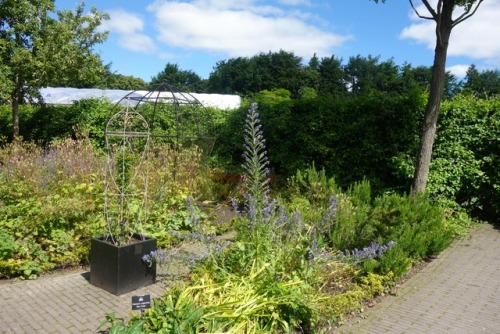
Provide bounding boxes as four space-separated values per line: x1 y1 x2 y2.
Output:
141 247 208 280
142 197 226 280
316 195 338 236
342 240 396 264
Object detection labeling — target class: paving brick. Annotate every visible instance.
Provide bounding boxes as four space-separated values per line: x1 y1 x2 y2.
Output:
34 329 49 334
335 224 500 334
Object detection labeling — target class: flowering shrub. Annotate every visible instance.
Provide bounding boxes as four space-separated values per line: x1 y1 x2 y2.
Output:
0 138 105 278
142 197 227 279
342 241 396 263
0 137 216 278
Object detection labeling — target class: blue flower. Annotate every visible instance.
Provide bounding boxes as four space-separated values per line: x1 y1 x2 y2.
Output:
341 240 396 264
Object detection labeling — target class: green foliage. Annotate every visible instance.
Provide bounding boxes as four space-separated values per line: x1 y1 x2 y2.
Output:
357 194 453 277
211 108 246 172
207 51 463 98
344 55 400 94
100 312 144 334
72 98 115 149
433 94 499 222
114 262 328 333
0 230 17 260
393 93 499 222
150 63 207 92
0 138 105 278
0 0 108 87
286 165 455 279
0 104 37 141
0 98 114 147
208 50 306 96
462 64 500 97
23 105 80 144
121 287 204 333
328 290 365 321
317 55 346 96
97 67 147 90
0 135 214 278
101 103 464 331
0 0 109 137
285 164 340 204
375 246 411 279
113 104 332 332
212 68 496 224
214 88 425 192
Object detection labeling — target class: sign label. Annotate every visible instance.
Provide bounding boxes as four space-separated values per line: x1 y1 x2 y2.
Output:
132 294 151 311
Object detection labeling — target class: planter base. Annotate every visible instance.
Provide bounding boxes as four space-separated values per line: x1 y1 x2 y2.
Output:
90 234 156 295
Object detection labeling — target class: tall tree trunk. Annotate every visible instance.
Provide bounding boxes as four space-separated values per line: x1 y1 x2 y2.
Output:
412 3 454 197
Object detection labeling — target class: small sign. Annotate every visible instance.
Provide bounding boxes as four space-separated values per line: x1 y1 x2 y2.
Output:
132 294 151 311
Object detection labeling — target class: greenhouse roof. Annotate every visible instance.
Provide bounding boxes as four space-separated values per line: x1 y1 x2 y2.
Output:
39 87 241 110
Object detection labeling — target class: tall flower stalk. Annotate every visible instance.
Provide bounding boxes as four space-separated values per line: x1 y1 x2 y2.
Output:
236 103 317 272
240 103 273 257
242 103 271 205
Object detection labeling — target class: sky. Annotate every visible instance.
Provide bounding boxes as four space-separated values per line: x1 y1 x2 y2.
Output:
56 0 500 82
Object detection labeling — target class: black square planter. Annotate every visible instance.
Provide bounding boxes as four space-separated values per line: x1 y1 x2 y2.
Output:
90 234 157 295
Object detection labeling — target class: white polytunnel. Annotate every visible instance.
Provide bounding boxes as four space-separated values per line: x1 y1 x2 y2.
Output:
38 87 241 110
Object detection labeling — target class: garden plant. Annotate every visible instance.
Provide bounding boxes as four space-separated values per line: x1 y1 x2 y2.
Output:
102 103 457 333
0 134 215 279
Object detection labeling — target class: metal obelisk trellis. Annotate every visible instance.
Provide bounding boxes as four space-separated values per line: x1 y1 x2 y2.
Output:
103 82 216 246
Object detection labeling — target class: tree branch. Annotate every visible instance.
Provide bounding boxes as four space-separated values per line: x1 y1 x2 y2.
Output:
436 0 444 46
436 0 443 17
453 0 484 27
411 0 437 21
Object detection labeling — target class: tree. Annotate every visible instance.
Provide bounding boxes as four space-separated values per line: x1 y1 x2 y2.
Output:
208 57 256 94
462 64 500 97
0 0 108 137
97 64 147 90
253 50 304 96
150 63 206 92
208 50 305 96
298 53 321 93
372 0 484 196
400 63 460 99
344 55 401 94
100 73 147 90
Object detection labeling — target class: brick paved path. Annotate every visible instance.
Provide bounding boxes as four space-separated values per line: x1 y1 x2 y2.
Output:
0 240 215 334
335 223 500 334
0 268 167 333
1 225 498 333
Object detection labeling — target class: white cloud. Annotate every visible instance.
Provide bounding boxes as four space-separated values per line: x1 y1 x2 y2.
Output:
278 0 311 6
158 52 177 60
100 9 143 34
101 9 157 53
447 64 470 78
147 0 350 59
400 0 500 63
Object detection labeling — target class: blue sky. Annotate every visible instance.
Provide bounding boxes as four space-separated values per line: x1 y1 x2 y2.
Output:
56 0 500 81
